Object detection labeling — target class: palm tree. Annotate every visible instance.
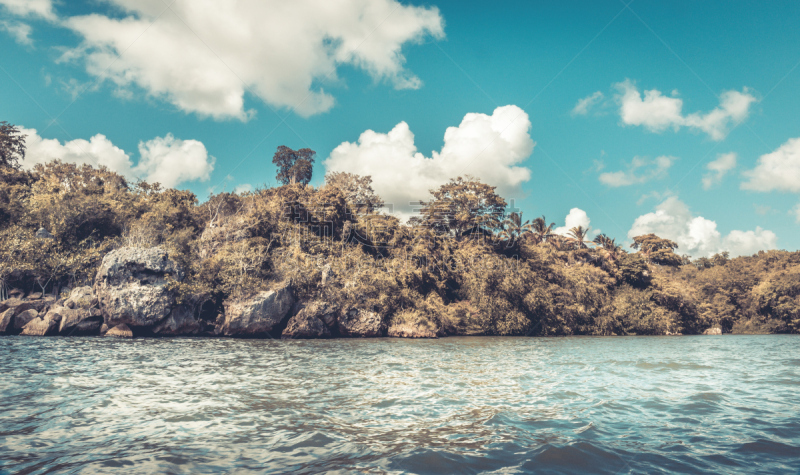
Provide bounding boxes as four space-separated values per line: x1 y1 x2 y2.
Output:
500 211 531 245
593 233 623 263
530 216 555 244
567 225 592 249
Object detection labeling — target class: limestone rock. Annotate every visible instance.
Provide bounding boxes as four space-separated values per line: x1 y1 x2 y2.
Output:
58 307 103 335
281 302 338 339
14 309 40 330
218 284 294 337
106 323 133 338
65 286 94 310
21 313 60 336
153 305 205 336
703 327 723 335
388 323 437 339
0 308 15 334
94 247 183 328
338 309 383 337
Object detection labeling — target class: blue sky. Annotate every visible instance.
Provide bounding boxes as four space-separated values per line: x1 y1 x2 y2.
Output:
2 0 800 256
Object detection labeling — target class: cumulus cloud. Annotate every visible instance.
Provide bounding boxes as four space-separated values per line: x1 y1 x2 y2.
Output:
0 0 55 20
702 152 737 189
553 208 592 236
571 91 604 116
0 20 32 45
741 137 800 192
598 155 675 187
615 80 756 140
324 105 534 216
234 183 254 194
61 0 444 120
628 196 777 258
20 127 214 188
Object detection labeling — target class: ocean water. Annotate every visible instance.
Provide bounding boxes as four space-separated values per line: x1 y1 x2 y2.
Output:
1 335 799 474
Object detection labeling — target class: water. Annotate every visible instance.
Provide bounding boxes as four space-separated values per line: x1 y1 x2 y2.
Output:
1 335 799 474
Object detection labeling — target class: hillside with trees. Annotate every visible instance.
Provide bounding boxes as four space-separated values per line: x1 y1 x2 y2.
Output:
1 122 798 337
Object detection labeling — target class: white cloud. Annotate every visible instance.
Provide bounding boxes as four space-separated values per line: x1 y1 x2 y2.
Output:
20 127 214 188
554 208 591 236
0 20 32 45
0 0 55 20
615 80 756 141
599 155 675 187
571 91 604 116
741 137 800 192
234 183 254 194
324 105 534 216
133 134 215 188
62 0 444 120
628 196 777 258
793 203 800 223
702 152 737 189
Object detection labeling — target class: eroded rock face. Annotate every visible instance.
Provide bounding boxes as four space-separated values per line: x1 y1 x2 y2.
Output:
65 286 95 310
14 309 40 330
153 305 205 336
338 309 383 337
281 302 338 339
106 323 133 338
387 323 437 339
58 307 103 335
703 327 723 335
94 247 183 329
218 284 294 337
21 312 60 336
0 308 15 333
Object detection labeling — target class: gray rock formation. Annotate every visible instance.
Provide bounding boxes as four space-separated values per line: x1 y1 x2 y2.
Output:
58 307 103 335
0 308 14 333
14 309 40 330
106 323 133 338
703 327 723 335
387 323 437 339
218 284 294 337
94 247 183 329
153 305 205 336
281 301 338 339
338 309 383 337
21 312 60 336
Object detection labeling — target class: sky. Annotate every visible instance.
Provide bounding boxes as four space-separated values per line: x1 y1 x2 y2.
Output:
2 0 800 257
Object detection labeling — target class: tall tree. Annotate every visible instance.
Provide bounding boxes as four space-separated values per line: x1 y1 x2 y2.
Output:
631 233 682 267
0 122 26 169
324 171 384 215
272 146 315 185
567 225 592 249
417 176 506 240
530 216 555 244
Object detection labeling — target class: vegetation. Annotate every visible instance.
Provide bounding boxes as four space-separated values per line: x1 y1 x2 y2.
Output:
1 121 798 335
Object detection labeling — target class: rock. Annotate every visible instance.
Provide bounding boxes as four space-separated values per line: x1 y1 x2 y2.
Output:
8 288 23 299
2 297 54 316
388 323 437 339
338 309 383 337
0 297 23 314
21 313 60 336
153 305 205 336
58 307 103 335
14 309 40 330
281 302 338 339
106 323 133 338
35 227 54 239
218 284 294 337
703 327 723 335
94 247 183 328
28 292 43 300
0 308 15 334
65 286 94 310
100 324 109 334
320 264 334 287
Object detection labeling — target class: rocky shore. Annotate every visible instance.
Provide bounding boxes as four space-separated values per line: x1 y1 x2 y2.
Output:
0 246 437 339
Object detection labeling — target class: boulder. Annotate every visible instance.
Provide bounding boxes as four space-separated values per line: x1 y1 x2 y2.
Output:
0 308 15 334
100 324 109 335
106 323 133 338
58 307 103 335
153 305 205 336
28 292 43 300
703 327 723 335
338 309 383 337
1 297 55 316
65 286 94 310
388 323 437 339
21 312 60 336
320 264 334 287
94 247 183 328
14 309 40 330
218 284 294 337
281 302 338 339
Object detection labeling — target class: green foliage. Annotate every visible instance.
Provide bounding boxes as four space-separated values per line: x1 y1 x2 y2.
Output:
272 146 315 185
0 121 26 169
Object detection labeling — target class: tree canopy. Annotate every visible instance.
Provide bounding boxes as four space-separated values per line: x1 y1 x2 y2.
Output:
0 122 26 169
272 146 315 185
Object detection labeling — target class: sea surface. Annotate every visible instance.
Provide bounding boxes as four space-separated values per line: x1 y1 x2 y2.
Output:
1 335 799 474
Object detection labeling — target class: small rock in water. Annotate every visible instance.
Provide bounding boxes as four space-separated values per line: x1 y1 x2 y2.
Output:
703 327 723 335
106 324 133 338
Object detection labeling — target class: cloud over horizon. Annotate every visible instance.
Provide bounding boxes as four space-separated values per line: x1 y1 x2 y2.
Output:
702 152 737 189
741 137 800 192
599 155 675 187
324 105 535 216
629 196 776 258
20 127 214 188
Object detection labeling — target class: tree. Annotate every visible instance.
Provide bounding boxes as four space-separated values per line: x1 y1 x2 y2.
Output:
500 211 531 247
529 216 555 244
324 171 384 215
272 146 315 185
594 233 624 264
567 225 592 249
417 176 506 240
0 122 26 169
631 233 682 267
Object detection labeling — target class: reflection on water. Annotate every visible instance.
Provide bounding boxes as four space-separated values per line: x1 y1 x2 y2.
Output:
1 335 799 474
